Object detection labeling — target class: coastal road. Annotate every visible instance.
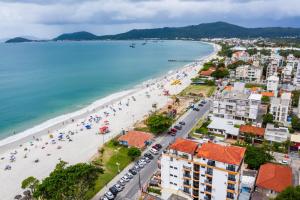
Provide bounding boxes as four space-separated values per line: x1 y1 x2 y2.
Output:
92 99 211 200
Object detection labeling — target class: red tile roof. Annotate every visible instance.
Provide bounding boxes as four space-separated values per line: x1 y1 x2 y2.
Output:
197 143 246 165
169 138 199 154
118 131 153 148
239 125 265 136
261 91 274 97
200 67 216 76
256 163 292 192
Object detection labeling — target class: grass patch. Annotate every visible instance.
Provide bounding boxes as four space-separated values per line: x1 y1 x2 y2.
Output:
179 85 216 97
134 126 151 132
85 141 132 199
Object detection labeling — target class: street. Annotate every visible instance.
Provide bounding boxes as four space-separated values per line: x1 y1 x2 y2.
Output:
92 100 211 200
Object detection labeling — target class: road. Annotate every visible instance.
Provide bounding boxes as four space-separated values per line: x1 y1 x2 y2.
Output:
92 100 211 200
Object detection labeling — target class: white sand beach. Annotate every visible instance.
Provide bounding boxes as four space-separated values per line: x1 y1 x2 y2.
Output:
0 43 220 200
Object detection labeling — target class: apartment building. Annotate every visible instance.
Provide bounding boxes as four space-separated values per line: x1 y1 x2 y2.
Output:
235 65 262 83
161 138 246 200
293 60 300 86
266 60 279 78
281 64 293 83
231 51 250 62
266 74 279 96
269 93 291 123
212 83 262 122
264 123 290 143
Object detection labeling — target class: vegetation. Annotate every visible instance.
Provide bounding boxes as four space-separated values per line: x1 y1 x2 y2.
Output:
21 161 103 200
227 60 247 70
262 113 274 126
218 43 233 57
146 114 173 134
291 115 300 131
279 49 300 58
261 96 270 104
275 186 300 200
147 187 161 195
244 146 274 170
180 85 215 97
127 147 141 160
292 90 300 107
246 48 258 56
211 68 229 79
259 48 271 56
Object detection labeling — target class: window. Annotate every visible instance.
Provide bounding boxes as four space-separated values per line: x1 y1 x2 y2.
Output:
170 182 173 184
174 167 178 170
170 157 173 161
170 174 173 177
174 175 178 178
170 166 173 169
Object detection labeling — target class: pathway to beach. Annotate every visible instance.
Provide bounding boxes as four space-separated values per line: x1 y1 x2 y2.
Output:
0 43 219 200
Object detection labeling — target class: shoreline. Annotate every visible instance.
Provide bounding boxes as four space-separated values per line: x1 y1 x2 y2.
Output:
0 41 217 153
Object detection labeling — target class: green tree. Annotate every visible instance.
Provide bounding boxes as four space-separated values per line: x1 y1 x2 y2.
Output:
275 186 300 200
146 114 173 134
244 146 274 170
261 96 270 104
127 147 141 160
263 113 274 126
31 161 103 200
21 176 39 195
291 115 300 131
292 90 300 107
246 48 258 56
211 69 229 79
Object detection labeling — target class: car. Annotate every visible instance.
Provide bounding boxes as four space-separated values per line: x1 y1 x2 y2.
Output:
109 186 119 195
193 107 200 111
134 165 140 171
171 132 176 136
144 153 154 159
155 144 162 149
138 160 146 166
104 191 114 200
201 100 207 104
150 148 158 155
121 176 130 182
171 128 177 133
198 103 204 107
118 179 126 186
100 196 109 200
174 125 182 130
144 157 151 163
152 144 162 150
129 168 137 175
179 121 186 125
167 130 173 134
126 172 134 179
114 184 123 192
281 160 288 165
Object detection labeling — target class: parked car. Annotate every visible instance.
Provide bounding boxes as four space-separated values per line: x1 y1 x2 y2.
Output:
126 172 134 179
198 103 204 107
179 121 186 125
118 179 126 186
152 144 162 150
129 168 137 175
174 125 182 130
144 157 151 163
109 186 118 195
171 132 176 136
133 165 140 171
281 160 288 165
144 153 154 159
104 191 114 200
114 184 123 192
100 196 109 200
171 128 177 133
150 148 158 155
201 100 207 104
193 107 200 111
121 176 130 182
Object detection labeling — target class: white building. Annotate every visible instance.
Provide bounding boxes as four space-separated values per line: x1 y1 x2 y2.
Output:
266 74 279 96
212 83 262 122
161 138 246 200
270 93 291 123
281 63 293 83
235 65 262 83
293 61 300 86
264 124 290 143
231 51 250 62
266 60 279 78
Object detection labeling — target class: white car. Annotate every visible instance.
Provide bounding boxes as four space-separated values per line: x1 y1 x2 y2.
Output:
121 176 130 182
104 191 114 200
281 160 288 165
118 179 126 186
126 172 133 179
150 148 158 155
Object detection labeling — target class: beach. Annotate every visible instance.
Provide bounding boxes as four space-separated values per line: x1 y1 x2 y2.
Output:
0 43 220 200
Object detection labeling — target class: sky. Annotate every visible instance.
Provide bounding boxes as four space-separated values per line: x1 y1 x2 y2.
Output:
0 0 300 39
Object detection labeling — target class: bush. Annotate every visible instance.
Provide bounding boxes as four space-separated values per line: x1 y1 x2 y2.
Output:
127 147 141 160
245 146 274 170
147 187 161 195
146 114 173 134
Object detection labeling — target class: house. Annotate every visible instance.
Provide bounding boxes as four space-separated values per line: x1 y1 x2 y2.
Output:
118 131 154 149
255 163 292 199
239 125 265 142
264 123 290 143
231 51 250 62
161 138 246 200
235 65 262 83
200 67 216 77
270 92 291 123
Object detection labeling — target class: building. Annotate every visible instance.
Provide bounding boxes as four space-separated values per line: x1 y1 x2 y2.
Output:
231 51 250 62
161 138 246 200
264 123 290 143
118 131 153 149
281 64 293 83
207 116 245 139
266 74 279 96
266 60 279 78
293 60 300 86
269 93 291 123
239 125 265 142
254 163 292 199
212 83 262 122
235 65 262 83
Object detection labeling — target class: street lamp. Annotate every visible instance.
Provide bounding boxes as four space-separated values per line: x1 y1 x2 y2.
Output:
116 162 120 173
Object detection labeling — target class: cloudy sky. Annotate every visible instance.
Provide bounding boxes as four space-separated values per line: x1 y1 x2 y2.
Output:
0 0 300 39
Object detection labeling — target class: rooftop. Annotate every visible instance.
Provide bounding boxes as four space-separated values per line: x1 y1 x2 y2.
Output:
260 91 274 97
169 138 199 154
239 125 265 136
256 163 292 193
197 143 246 165
118 131 154 148
208 116 244 136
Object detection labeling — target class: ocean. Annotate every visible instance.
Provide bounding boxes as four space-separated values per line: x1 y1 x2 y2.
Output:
0 40 213 139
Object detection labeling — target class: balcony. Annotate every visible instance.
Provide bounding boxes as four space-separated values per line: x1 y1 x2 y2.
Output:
183 180 191 186
227 194 234 199
183 187 190 194
205 187 212 193
204 195 212 200
193 190 199 197
193 164 200 171
193 182 199 188
226 166 236 172
205 179 212 185
228 176 236 182
205 169 213 176
227 186 235 191
193 173 199 180
183 165 192 171
207 160 215 167
183 173 191 178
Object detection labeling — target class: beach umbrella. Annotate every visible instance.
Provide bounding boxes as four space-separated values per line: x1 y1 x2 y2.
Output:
14 195 22 199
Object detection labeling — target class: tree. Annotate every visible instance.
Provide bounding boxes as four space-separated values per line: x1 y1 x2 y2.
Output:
263 113 274 126
291 116 300 131
261 96 270 104
31 161 103 200
275 186 300 200
292 90 300 107
246 48 258 56
211 69 229 79
128 147 141 160
21 176 39 195
146 114 173 134
244 146 274 170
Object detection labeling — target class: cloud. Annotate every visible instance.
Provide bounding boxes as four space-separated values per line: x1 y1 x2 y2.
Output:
0 0 299 38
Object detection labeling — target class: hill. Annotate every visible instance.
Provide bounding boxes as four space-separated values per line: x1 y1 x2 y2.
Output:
5 22 300 43
5 37 34 43
53 31 99 41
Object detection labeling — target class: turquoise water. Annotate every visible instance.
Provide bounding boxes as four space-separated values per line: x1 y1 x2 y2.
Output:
0 40 213 139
